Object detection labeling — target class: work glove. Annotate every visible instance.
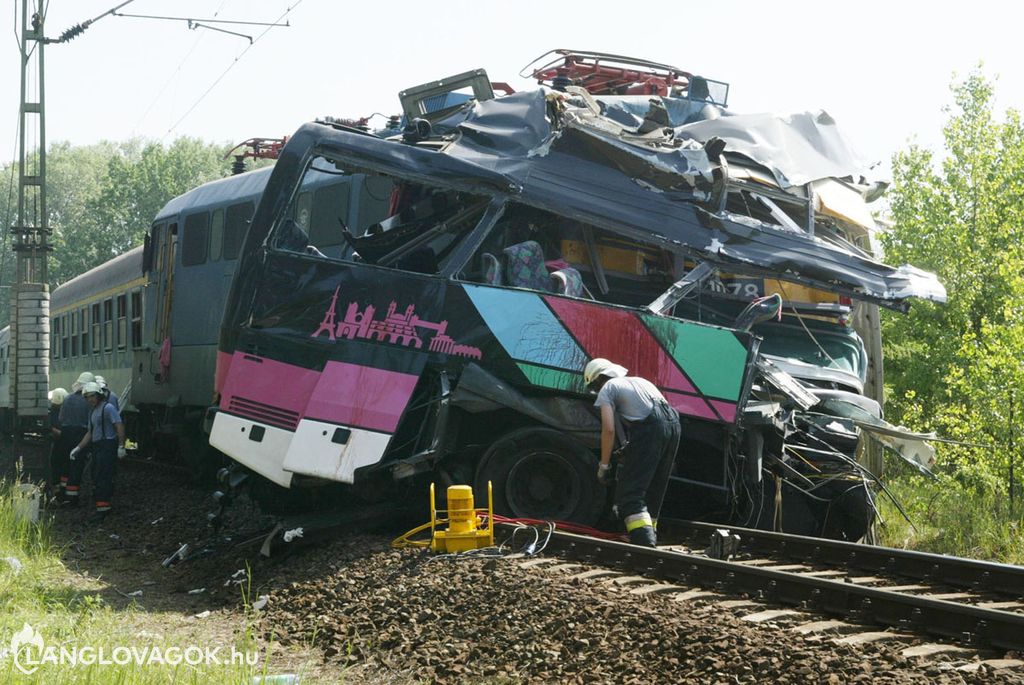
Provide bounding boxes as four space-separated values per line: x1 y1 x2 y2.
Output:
69 446 81 461
597 462 612 485
117 446 127 459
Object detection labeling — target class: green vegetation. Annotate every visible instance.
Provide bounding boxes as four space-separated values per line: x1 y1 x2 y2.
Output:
0 137 236 325
880 70 1024 561
0 480 265 684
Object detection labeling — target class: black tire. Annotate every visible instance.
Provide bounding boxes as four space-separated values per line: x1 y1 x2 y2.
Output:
474 427 605 525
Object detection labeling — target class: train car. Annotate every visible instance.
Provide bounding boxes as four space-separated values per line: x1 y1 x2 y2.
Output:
49 246 146 408
133 167 271 474
0 167 272 474
0 161 397 476
208 57 945 540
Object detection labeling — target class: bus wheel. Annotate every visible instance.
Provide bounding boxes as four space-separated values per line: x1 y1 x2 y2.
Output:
474 427 604 525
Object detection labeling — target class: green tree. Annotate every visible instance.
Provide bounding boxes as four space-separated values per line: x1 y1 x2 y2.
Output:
883 71 1024 495
0 137 233 324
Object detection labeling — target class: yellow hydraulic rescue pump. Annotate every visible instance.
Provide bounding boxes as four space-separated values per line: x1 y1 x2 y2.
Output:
430 483 494 553
392 482 494 553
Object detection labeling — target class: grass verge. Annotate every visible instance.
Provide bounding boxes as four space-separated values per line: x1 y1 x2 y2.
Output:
0 478 276 684
878 475 1024 565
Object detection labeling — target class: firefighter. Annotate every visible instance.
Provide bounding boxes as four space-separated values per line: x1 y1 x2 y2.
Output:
94 375 120 411
584 358 681 547
68 381 126 521
47 388 68 498
58 372 94 504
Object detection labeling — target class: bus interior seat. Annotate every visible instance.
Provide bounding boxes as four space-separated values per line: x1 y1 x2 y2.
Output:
481 252 503 285
550 268 584 297
503 240 551 291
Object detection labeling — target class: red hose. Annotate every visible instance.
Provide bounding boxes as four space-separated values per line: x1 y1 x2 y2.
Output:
490 514 625 542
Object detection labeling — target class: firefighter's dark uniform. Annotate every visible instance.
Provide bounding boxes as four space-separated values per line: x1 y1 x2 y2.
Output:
57 391 91 500
67 399 123 513
595 376 682 546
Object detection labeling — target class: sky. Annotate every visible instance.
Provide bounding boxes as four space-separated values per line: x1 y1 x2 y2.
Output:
1 0 1023 176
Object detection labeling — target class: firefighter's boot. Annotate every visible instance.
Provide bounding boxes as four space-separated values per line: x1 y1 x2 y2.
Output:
628 525 657 547
625 510 657 547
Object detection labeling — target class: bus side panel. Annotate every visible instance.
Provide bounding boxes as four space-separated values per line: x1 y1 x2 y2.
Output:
212 254 756 487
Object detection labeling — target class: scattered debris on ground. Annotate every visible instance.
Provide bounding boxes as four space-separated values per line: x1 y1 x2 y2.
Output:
7 447 1023 684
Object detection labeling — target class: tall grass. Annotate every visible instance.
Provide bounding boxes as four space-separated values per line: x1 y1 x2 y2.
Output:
877 475 1024 565
0 479 275 684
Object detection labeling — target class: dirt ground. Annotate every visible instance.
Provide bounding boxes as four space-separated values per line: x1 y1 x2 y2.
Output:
5 438 1024 684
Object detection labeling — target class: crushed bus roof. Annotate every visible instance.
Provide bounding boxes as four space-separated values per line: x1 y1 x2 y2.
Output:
271 86 944 311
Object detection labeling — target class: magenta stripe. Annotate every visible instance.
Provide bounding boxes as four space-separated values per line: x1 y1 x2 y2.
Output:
220 352 320 418
215 350 232 395
709 399 737 424
663 390 721 423
305 361 419 433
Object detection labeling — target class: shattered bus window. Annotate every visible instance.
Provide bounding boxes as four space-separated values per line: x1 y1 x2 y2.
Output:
459 204 681 307
272 155 493 276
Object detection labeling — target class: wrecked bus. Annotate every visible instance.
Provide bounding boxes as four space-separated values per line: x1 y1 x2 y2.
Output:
209 54 945 540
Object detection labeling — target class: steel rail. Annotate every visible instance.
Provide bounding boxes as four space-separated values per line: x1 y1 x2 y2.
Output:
657 518 1024 598
542 529 1024 652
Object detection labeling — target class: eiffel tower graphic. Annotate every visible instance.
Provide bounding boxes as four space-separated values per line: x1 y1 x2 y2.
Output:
311 285 341 340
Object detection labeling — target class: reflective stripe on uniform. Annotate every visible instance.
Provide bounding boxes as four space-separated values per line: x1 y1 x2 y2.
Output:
625 511 653 532
95 501 111 512
65 486 79 496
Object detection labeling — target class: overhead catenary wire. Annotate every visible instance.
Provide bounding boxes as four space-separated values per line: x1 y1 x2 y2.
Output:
162 1 302 140
132 0 232 135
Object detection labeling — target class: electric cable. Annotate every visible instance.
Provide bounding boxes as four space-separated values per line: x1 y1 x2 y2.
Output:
132 0 232 134
163 1 303 140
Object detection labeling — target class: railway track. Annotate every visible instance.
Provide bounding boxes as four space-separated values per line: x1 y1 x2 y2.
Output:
535 518 1024 658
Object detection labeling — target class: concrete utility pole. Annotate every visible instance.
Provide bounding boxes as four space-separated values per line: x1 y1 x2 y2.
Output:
10 1 135 434
8 0 285 434
11 0 52 431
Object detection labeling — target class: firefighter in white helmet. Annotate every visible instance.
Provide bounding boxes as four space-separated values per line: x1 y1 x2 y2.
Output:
57 372 94 502
47 388 68 498
94 375 120 412
67 381 126 521
584 358 681 547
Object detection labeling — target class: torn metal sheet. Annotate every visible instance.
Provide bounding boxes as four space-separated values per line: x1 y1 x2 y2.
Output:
817 395 936 475
754 357 819 410
674 110 870 189
274 90 944 310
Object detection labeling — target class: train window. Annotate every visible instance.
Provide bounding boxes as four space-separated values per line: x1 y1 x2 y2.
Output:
91 303 101 354
130 290 143 349
79 308 88 357
62 314 69 358
210 209 224 262
52 317 59 359
70 311 78 357
223 201 253 261
152 224 164 273
116 294 127 350
182 212 210 267
104 299 113 351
